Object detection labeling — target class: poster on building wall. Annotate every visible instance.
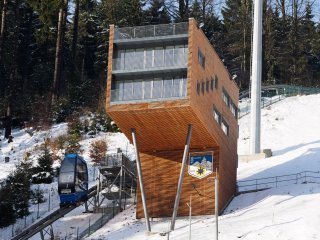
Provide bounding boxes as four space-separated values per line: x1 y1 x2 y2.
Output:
188 151 213 179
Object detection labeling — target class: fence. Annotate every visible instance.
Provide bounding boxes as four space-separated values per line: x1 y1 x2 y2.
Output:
239 95 285 118
100 153 137 176
79 202 121 239
114 22 188 40
237 171 320 194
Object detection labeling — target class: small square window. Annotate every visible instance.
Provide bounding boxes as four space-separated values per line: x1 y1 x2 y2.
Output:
198 48 205 68
210 78 214 91
213 107 221 124
201 81 205 95
221 120 229 136
215 75 218 89
223 89 230 106
197 81 200 95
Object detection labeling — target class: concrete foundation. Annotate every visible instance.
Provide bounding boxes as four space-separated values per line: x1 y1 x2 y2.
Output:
239 149 272 162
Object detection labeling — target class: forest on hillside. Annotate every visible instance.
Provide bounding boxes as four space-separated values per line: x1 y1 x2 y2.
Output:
0 0 319 138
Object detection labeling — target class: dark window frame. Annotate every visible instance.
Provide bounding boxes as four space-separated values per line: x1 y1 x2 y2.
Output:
197 81 200 95
198 48 205 68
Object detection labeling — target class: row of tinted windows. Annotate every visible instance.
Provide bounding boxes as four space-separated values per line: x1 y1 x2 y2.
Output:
113 76 187 101
213 107 229 136
197 75 218 95
222 88 238 119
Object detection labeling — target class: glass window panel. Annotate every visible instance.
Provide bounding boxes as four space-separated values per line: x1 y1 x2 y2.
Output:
115 80 124 101
154 47 164 68
182 77 187 97
143 80 152 99
174 45 184 66
152 78 162 99
118 50 125 70
125 50 134 70
173 77 181 97
133 79 143 99
165 46 174 67
221 120 229 135
213 108 221 124
135 49 144 69
163 77 173 98
123 80 133 100
145 49 153 69
184 45 188 64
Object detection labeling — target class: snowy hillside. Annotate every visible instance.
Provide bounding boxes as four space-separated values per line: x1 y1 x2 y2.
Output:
85 94 320 240
1 94 320 240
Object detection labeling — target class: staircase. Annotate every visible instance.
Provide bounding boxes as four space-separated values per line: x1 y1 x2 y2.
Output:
98 153 137 209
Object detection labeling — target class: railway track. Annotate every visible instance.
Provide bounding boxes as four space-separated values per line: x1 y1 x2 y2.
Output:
11 186 97 240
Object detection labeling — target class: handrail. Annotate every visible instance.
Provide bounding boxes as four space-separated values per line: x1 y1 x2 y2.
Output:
237 170 320 193
114 22 188 40
11 186 97 240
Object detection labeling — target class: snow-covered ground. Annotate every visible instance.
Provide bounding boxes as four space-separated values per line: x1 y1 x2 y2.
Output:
1 94 320 240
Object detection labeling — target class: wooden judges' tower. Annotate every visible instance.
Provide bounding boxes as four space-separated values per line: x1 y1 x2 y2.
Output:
106 19 239 218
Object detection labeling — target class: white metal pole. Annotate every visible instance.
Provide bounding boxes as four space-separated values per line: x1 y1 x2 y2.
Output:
132 128 151 232
187 195 192 240
215 170 219 240
171 124 192 231
250 0 263 154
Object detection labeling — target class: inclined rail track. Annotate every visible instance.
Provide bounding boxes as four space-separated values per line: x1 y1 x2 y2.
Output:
11 186 97 240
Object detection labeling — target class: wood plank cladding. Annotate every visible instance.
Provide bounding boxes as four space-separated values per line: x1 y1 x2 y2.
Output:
105 18 239 218
136 148 219 218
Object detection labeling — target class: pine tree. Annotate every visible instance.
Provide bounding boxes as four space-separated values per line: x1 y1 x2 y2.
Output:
144 0 171 24
221 0 252 90
9 160 32 219
33 143 53 183
0 182 15 227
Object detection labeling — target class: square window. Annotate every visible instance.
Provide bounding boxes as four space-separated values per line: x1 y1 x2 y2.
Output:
197 81 200 95
201 81 205 95
221 120 229 136
198 48 205 68
215 75 218 89
210 78 214 91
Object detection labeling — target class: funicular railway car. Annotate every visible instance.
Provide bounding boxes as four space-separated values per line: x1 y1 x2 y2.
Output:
58 154 88 206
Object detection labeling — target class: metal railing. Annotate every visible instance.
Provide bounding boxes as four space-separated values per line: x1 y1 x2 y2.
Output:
237 171 320 193
114 22 188 40
238 84 320 118
112 54 187 72
239 95 285 118
100 153 137 176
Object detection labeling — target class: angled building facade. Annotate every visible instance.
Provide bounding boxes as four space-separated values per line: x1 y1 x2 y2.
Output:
106 18 239 218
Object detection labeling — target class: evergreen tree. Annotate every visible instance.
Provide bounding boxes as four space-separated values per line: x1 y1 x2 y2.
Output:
299 1 319 85
9 160 32 219
144 0 171 24
0 182 15 227
263 3 278 84
222 0 252 90
33 143 53 183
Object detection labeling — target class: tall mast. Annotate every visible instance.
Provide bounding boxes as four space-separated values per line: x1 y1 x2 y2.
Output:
250 0 263 154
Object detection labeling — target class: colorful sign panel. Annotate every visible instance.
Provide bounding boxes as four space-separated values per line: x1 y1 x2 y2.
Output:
188 151 213 179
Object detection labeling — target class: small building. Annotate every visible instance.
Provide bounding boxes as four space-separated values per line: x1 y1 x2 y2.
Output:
106 18 239 218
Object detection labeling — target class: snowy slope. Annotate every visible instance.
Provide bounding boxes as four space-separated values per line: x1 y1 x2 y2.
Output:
85 94 320 240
